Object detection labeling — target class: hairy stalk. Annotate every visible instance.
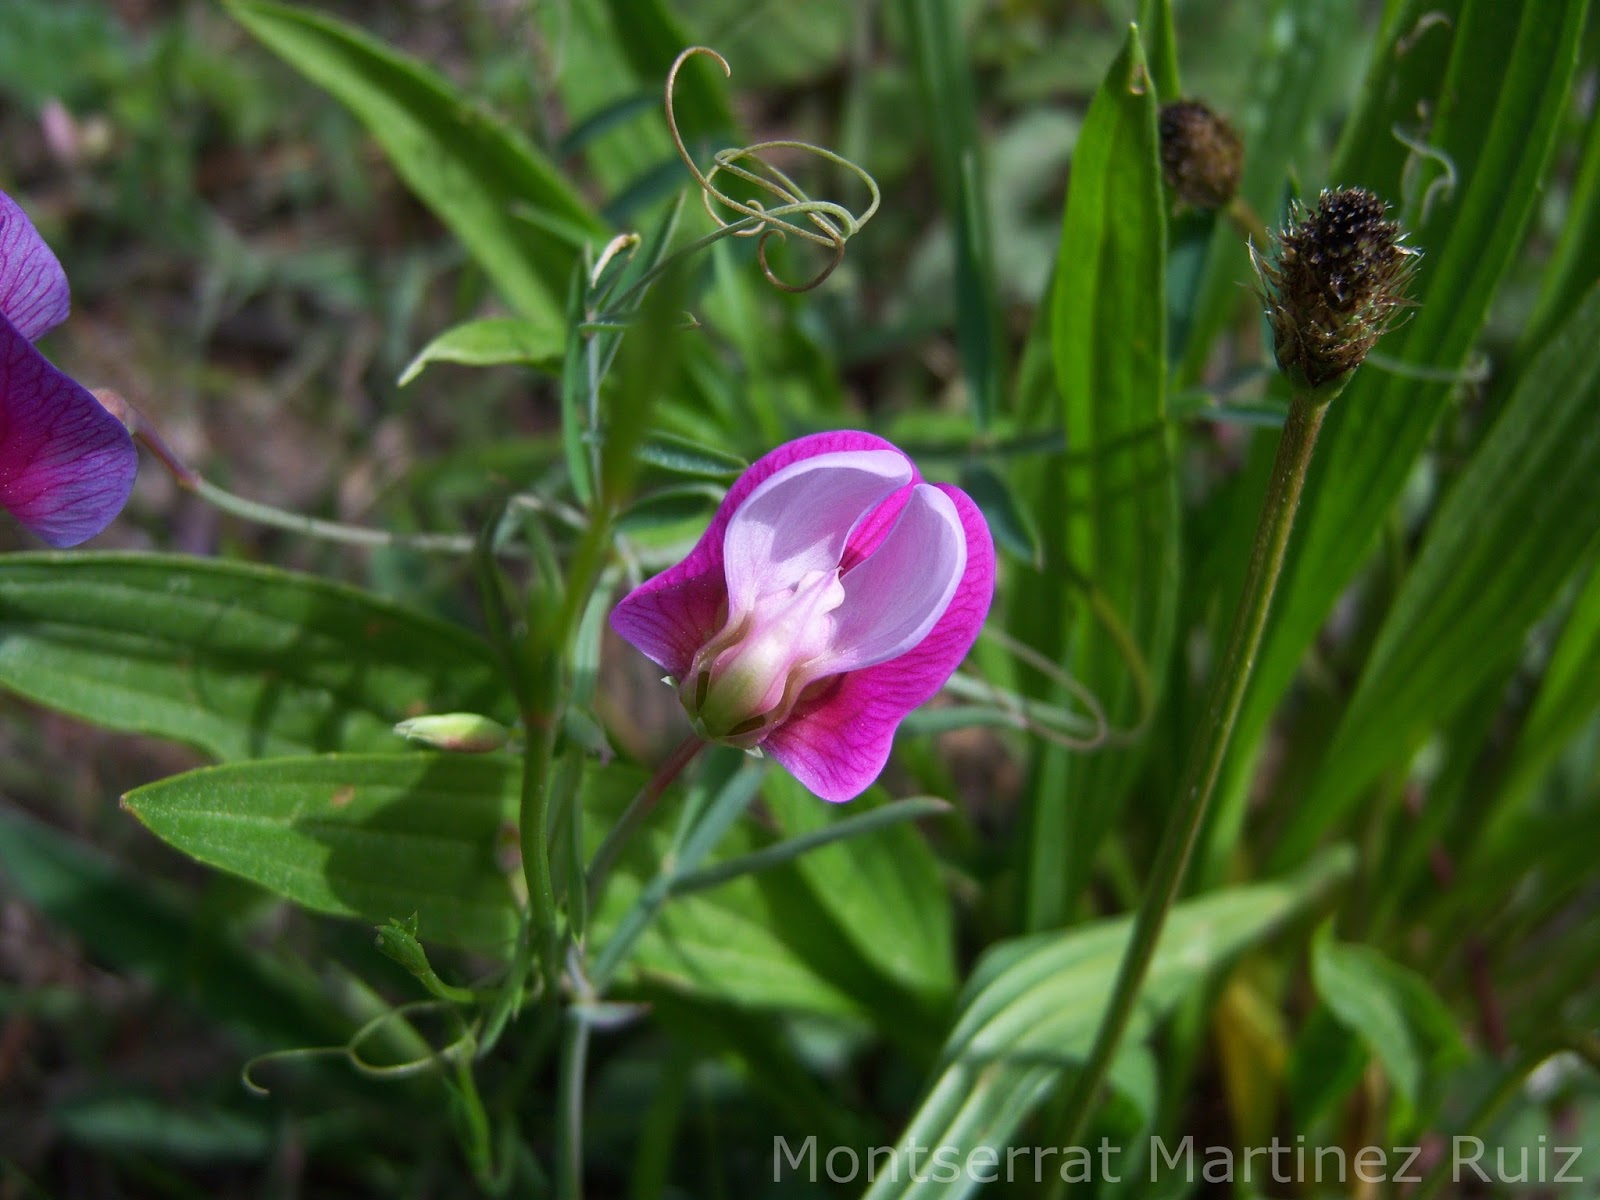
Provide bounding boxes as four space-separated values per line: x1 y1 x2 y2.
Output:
1050 387 1333 1161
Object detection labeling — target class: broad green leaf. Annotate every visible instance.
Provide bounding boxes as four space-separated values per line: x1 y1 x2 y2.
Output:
398 316 565 385
1277 281 1600 861
1310 926 1467 1108
123 754 524 954
1213 0 1590 873
121 751 879 1016
762 774 956 1007
609 865 865 1019
0 804 346 1048
0 554 505 762
227 0 606 324
1023 25 1177 927
591 763 872 1020
861 851 1352 1200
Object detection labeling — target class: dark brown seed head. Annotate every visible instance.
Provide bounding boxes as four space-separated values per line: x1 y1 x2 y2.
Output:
1253 187 1419 391
1159 100 1244 210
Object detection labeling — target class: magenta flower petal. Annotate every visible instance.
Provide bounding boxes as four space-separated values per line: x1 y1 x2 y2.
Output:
611 430 909 678
612 430 995 803
762 483 994 801
0 316 137 547
0 192 70 342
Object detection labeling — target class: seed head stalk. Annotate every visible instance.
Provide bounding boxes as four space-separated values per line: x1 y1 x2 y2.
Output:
1049 188 1416 1167
1052 383 1330 1156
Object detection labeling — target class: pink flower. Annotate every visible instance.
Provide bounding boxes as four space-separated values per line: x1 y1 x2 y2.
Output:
612 431 995 802
0 190 136 547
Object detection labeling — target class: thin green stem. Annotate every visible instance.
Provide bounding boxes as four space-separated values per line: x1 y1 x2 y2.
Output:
187 478 482 554
586 734 704 909
1049 389 1333 1162
556 1008 592 1200
520 720 562 999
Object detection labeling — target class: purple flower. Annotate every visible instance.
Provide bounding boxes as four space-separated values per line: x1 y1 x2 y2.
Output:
612 431 995 802
0 190 136 547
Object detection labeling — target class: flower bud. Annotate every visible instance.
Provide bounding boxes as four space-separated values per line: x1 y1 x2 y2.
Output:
1159 100 1243 210
394 712 510 753
1253 187 1419 392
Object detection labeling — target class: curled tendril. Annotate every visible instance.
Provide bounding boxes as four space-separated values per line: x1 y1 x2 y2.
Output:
240 1000 476 1095
666 46 880 293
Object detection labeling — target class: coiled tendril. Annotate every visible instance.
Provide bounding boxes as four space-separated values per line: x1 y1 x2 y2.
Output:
666 46 880 293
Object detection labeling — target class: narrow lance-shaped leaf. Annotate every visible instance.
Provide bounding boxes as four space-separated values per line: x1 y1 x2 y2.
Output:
1175 0 1356 381
1310 924 1467 1110
1477 553 1600 853
227 0 607 324
0 554 506 762
123 754 525 954
861 851 1352 1200
1022 24 1177 928
1276 280 1600 862
399 316 565 386
1210 0 1590 873
903 0 1005 430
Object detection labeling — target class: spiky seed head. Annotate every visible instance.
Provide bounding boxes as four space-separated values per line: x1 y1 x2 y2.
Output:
1253 187 1419 392
1159 100 1244 210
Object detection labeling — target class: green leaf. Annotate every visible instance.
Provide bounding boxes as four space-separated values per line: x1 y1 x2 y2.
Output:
1484 554 1600 843
637 433 747 481
592 763 870 1019
227 0 605 324
54 1096 275 1162
1522 84 1600 354
1024 24 1177 927
861 851 1352 1200
398 316 565 385
1214 0 1591 872
122 754 522 954
0 804 347 1047
1286 1004 1371 1128
1174 0 1357 381
1310 925 1467 1108
902 0 1003 429
1137 0 1181 102
761 775 956 1007
1277 281 1600 861
959 462 1042 567
0 554 505 762
598 0 735 144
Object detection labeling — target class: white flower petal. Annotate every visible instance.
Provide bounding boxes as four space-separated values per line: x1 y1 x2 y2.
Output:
822 483 966 675
721 449 911 617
